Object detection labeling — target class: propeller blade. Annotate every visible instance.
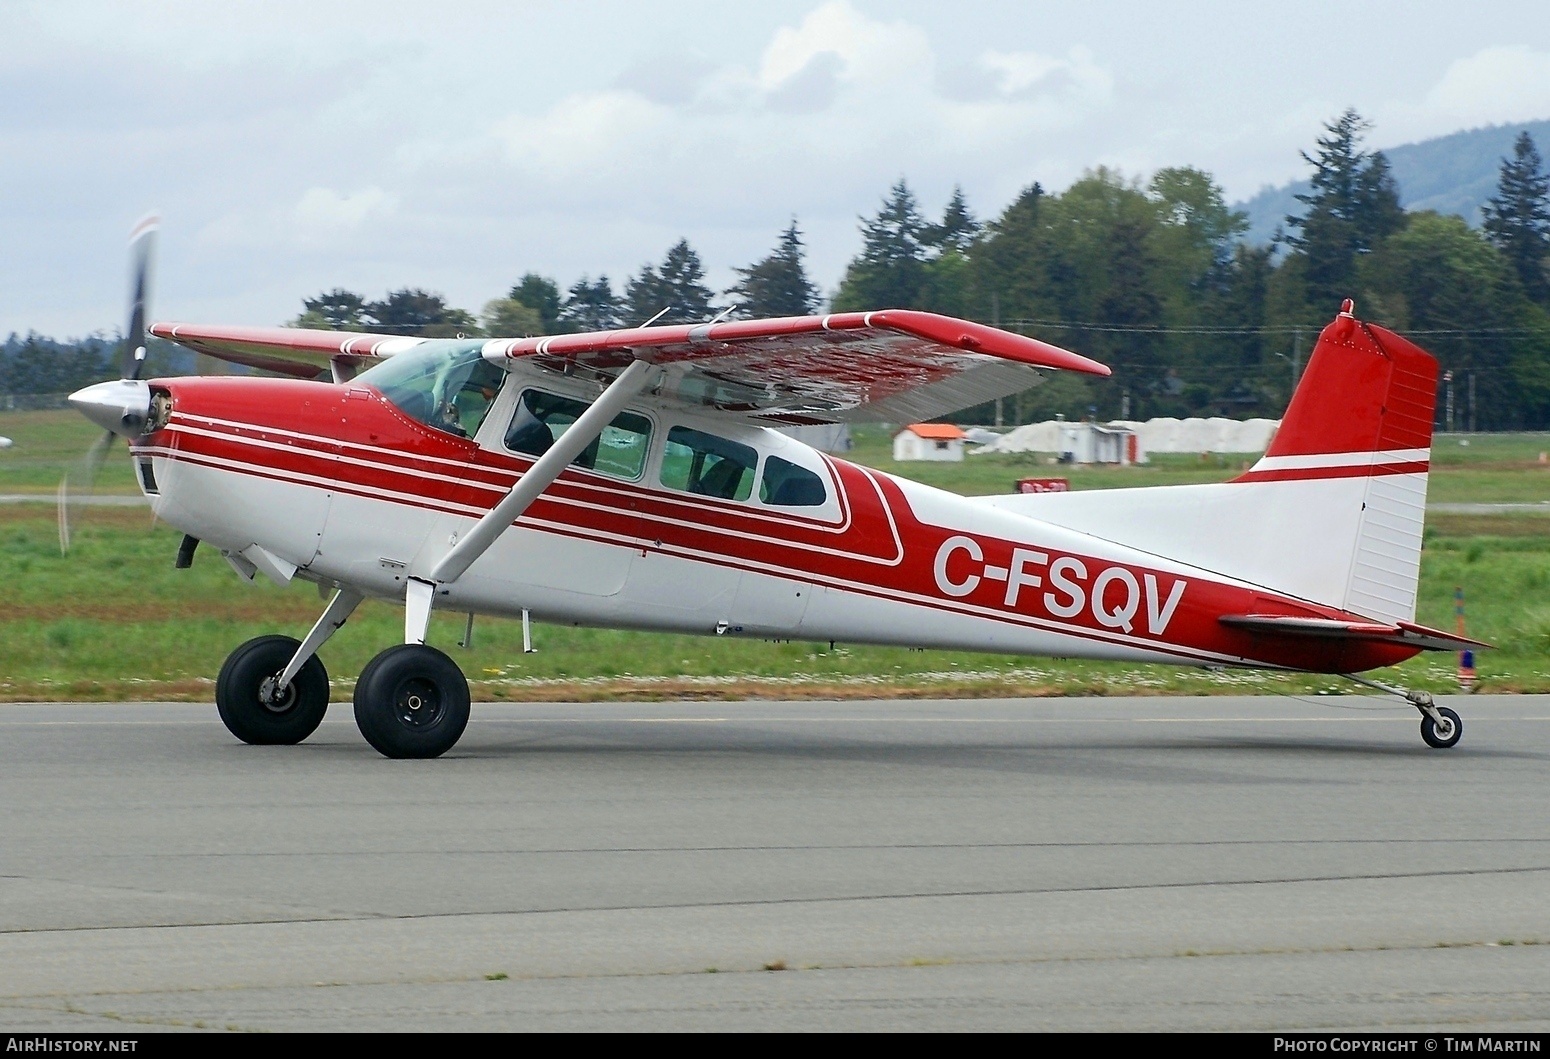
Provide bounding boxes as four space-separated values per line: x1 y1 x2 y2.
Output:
58 429 116 555
59 214 159 553
124 214 159 381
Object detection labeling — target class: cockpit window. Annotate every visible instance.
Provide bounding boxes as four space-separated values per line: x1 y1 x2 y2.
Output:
505 389 652 480
660 426 757 501
353 342 505 439
759 455 828 507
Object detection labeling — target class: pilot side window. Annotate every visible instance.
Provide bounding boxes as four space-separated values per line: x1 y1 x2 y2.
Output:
354 342 506 439
759 455 828 507
659 426 756 501
505 389 653 480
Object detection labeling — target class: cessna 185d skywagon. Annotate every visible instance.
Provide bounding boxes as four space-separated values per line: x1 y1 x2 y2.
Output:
66 220 1484 757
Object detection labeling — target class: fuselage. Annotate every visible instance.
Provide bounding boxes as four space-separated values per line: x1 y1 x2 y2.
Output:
130 369 1419 675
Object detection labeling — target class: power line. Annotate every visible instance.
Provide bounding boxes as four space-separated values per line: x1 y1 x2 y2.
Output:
995 318 1550 338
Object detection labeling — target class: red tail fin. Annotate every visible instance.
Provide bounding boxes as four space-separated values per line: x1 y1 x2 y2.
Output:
1253 303 1438 468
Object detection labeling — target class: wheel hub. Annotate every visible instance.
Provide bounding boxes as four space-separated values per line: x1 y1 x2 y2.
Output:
394 677 443 729
257 675 298 714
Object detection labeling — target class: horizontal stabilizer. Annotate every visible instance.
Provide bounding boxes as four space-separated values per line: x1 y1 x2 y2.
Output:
1219 613 1489 652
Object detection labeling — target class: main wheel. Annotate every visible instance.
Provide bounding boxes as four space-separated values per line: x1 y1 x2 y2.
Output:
1421 706 1463 749
352 644 470 759
215 635 330 745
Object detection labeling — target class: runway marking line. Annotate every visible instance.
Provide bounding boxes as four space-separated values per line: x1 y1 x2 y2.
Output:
1 863 1547 938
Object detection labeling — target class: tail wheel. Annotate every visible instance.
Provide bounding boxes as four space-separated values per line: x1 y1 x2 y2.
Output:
1421 706 1463 750
215 635 330 745
353 644 470 759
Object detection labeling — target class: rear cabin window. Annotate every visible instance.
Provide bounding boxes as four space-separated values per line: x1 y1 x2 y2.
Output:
660 426 757 501
759 455 828 507
505 390 653 480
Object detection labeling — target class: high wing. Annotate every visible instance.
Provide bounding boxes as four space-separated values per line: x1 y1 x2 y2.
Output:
152 310 1109 422
149 322 430 380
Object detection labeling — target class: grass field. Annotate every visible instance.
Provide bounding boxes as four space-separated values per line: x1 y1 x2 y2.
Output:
1 411 1546 701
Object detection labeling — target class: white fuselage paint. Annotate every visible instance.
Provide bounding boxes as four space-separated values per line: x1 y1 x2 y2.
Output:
139 428 1264 670
135 369 1413 668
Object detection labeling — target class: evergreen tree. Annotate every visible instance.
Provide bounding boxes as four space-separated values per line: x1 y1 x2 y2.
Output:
1362 211 1530 428
0 333 116 394
970 182 1047 321
558 276 622 332
507 274 564 333
923 186 981 254
915 188 980 316
1096 216 1165 394
727 220 819 318
1483 131 1550 304
832 179 929 310
1214 243 1273 389
625 240 717 325
296 289 367 330
1284 109 1405 311
364 289 477 336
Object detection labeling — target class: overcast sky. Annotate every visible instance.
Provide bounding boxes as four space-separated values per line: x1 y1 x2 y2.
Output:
4 0 1550 338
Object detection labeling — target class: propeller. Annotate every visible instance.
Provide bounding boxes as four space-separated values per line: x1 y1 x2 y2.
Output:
58 215 159 554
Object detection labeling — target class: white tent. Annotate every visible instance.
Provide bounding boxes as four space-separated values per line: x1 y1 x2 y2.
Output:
977 416 1277 456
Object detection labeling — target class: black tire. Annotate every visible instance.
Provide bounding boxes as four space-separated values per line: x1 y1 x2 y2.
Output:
215 635 330 746
1421 706 1463 749
352 644 470 759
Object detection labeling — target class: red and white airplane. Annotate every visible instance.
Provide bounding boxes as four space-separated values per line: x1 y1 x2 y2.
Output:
67 220 1483 757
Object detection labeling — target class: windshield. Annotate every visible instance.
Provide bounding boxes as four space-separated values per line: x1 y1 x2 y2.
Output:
354 342 506 438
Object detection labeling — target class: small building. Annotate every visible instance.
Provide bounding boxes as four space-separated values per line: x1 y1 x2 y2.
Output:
1057 422 1141 465
893 423 966 462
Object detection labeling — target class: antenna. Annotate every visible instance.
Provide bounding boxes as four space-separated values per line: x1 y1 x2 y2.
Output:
639 306 673 328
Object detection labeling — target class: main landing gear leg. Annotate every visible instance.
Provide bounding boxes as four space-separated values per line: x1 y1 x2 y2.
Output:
214 587 363 746
1343 673 1463 750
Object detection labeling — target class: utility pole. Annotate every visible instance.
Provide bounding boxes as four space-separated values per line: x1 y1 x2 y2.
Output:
1444 371 1455 432
1290 328 1303 390
1468 372 1476 433
992 292 1004 428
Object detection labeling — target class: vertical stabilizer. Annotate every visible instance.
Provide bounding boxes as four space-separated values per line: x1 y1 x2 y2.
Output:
1232 303 1438 623
977 303 1439 624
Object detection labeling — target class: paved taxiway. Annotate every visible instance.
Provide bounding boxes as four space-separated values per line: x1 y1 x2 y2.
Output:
1 695 1547 1031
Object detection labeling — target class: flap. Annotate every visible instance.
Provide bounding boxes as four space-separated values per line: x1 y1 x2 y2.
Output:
486 309 1109 423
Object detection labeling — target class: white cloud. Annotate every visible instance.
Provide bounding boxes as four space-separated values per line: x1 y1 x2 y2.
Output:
9 1 1550 337
481 1 1115 221
757 1 930 91
1379 46 1550 145
1424 46 1550 127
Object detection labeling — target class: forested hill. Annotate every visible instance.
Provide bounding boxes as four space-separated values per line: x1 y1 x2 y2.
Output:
1238 119 1550 243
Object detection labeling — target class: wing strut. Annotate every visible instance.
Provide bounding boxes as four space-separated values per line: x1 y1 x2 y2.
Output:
402 358 658 644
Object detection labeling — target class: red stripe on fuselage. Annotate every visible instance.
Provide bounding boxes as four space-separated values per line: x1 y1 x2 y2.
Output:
143 375 1423 673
